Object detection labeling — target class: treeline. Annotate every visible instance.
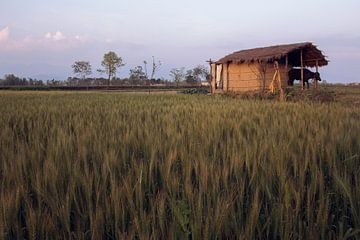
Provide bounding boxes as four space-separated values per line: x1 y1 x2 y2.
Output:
0 74 168 87
0 51 210 87
72 51 210 86
0 75 207 87
0 74 45 86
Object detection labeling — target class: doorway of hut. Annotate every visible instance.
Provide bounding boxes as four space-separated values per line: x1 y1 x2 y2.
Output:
215 64 223 92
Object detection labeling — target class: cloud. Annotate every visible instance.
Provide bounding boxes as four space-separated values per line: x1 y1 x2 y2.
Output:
74 35 88 42
0 26 10 42
44 31 66 41
0 32 87 52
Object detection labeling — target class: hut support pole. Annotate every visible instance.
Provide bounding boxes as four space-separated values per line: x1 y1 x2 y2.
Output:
226 63 229 91
208 59 216 94
301 50 304 90
315 60 319 89
285 55 288 86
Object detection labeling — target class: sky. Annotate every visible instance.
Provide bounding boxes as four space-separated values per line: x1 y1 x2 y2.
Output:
0 0 359 83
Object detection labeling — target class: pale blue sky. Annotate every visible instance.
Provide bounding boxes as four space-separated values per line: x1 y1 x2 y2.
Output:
0 0 359 82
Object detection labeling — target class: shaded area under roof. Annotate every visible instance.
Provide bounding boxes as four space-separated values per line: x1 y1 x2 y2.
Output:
216 42 328 68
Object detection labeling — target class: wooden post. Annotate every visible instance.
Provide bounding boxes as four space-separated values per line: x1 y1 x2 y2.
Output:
285 55 288 86
223 63 228 91
300 50 304 90
210 62 216 94
207 59 214 93
315 60 319 89
259 60 266 92
226 63 229 92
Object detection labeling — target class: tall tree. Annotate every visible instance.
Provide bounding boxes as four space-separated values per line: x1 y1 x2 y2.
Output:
150 56 161 80
98 51 125 86
72 61 92 81
143 56 161 80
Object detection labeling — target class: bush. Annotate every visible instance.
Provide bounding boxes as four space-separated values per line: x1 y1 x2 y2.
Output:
180 88 209 94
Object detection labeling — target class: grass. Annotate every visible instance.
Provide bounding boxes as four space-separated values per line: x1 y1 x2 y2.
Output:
0 87 359 239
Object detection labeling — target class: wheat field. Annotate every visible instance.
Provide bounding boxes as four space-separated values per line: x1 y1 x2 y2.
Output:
0 91 359 239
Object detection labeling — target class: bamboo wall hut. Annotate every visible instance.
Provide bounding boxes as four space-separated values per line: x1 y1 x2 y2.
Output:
210 42 328 93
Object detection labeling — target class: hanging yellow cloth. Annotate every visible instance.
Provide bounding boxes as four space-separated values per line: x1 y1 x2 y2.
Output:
270 61 284 99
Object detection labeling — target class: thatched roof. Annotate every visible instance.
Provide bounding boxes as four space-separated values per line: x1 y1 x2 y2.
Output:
216 42 328 67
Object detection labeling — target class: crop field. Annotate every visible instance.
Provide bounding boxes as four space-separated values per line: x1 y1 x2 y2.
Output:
0 87 359 239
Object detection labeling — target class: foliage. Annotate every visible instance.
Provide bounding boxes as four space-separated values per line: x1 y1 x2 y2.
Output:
0 91 359 239
185 65 210 83
0 74 44 86
129 66 147 84
71 61 92 80
98 51 125 83
181 88 209 94
169 67 185 86
185 70 196 83
193 65 210 81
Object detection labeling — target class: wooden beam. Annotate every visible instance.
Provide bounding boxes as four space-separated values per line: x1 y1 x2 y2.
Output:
304 58 325 62
300 50 304 90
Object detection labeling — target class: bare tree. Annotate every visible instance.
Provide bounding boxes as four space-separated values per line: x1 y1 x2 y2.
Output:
143 56 161 82
150 56 161 80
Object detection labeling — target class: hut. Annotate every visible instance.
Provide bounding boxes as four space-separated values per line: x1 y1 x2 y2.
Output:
210 42 328 93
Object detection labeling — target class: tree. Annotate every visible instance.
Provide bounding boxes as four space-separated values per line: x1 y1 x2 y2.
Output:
193 65 210 82
143 61 148 79
1 74 24 86
98 51 125 86
143 56 161 80
129 66 146 84
72 61 92 80
169 68 185 87
183 65 210 84
150 56 161 80
185 69 196 83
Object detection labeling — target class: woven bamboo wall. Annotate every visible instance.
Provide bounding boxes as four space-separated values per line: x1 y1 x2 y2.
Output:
227 63 289 92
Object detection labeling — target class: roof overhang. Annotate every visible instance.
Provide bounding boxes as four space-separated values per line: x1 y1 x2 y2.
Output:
215 42 328 68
